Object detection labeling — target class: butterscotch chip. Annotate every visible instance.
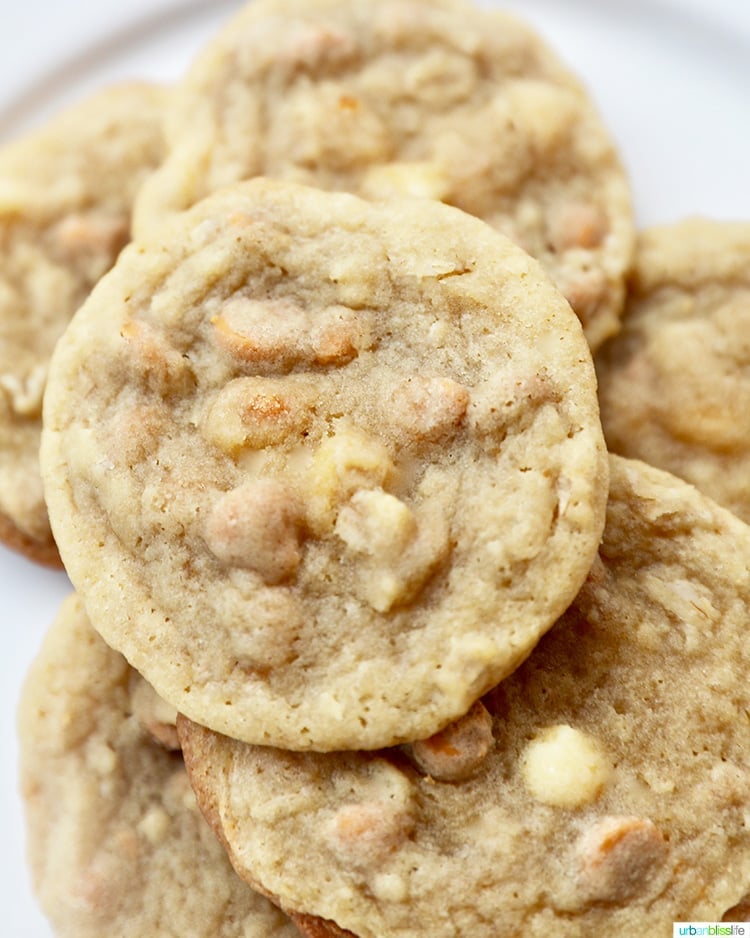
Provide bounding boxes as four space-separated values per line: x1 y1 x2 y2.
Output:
596 218 750 523
323 763 415 866
404 700 493 782
0 82 166 567
133 0 633 349
290 915 356 938
17 595 298 937
575 816 668 904
723 896 750 922
41 177 607 752
177 457 750 935
203 376 318 454
204 479 304 584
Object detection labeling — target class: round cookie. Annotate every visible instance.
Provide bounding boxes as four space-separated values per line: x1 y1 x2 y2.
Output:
0 82 166 567
41 177 608 751
178 455 750 936
596 218 750 523
133 0 633 350
17 593 299 938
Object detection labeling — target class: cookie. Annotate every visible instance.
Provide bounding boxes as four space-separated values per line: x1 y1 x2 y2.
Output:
0 82 166 567
596 218 750 523
17 593 299 938
41 177 608 751
178 455 750 936
133 0 633 349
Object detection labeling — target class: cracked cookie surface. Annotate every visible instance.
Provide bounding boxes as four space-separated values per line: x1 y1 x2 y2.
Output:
133 0 633 349
0 82 166 566
17 594 298 938
42 177 607 751
178 456 750 937
596 218 750 524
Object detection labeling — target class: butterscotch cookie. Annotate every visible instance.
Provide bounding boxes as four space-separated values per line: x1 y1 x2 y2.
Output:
17 593 298 938
596 218 750 523
133 0 633 349
0 82 166 566
178 456 750 936
42 177 607 751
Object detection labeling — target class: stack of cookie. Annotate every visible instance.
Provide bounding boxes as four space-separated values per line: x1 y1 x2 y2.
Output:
5 0 749 935
0 83 167 567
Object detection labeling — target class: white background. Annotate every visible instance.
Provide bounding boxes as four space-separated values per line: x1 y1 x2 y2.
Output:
1 1 750 935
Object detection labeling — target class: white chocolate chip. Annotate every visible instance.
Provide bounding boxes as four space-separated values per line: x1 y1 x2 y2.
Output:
307 426 396 532
427 320 449 347
360 161 452 201
335 489 417 558
136 805 171 846
362 570 406 614
89 742 118 777
336 491 449 613
0 362 47 417
521 725 610 807
371 872 409 903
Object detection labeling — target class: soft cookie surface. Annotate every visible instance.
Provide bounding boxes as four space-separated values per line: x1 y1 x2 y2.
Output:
0 83 166 566
17 594 298 938
42 178 607 751
179 457 750 937
134 0 633 349
597 218 750 523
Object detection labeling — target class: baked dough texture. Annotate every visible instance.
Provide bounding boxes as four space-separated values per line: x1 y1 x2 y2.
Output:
133 0 633 349
597 218 750 523
178 456 750 937
41 177 608 751
0 82 166 566
17 593 298 938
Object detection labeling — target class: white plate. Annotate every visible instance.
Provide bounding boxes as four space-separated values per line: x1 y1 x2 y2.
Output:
2 1 749 934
